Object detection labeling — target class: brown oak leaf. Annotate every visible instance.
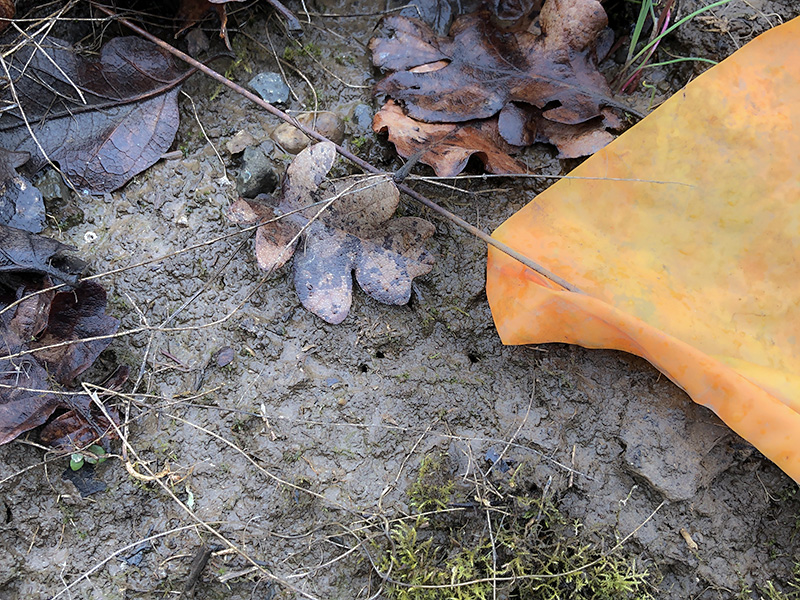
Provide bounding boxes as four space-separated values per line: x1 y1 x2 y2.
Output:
373 100 526 177
229 142 435 324
371 2 616 126
370 0 632 174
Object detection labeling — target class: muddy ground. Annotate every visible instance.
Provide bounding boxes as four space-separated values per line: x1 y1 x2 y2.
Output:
2 0 800 598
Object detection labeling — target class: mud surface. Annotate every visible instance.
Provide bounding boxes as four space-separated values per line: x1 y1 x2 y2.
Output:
1 1 799 599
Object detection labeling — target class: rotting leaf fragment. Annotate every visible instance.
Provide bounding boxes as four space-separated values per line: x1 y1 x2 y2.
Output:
373 100 526 177
0 279 122 448
228 142 435 324
0 148 45 233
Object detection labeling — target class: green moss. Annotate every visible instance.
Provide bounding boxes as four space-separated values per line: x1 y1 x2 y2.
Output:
378 517 494 600
283 42 323 63
375 453 655 600
334 52 357 66
409 453 455 513
350 135 370 152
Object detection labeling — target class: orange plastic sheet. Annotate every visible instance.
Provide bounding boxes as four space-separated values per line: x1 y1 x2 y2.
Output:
486 17 800 483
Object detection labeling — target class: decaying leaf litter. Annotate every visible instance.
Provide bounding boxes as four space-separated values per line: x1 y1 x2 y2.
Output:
370 1 634 175
1 0 800 599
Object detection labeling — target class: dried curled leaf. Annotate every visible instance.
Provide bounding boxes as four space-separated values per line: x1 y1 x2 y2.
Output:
0 280 121 447
230 142 435 324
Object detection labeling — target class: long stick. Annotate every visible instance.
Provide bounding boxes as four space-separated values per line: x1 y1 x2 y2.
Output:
92 3 582 294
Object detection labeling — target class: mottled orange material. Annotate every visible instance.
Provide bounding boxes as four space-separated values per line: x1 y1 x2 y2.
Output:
486 17 800 483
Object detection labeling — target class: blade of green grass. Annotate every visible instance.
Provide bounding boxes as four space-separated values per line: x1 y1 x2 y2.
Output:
628 0 734 67
626 0 655 64
641 56 719 68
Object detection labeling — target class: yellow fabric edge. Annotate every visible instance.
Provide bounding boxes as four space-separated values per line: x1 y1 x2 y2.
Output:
486 249 800 484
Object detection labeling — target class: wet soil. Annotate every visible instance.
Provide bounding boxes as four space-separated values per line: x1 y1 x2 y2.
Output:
1 1 799 599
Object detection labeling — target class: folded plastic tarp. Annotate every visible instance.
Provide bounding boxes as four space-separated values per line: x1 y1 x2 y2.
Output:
486 17 800 483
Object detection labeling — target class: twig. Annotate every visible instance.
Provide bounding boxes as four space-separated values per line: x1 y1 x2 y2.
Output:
50 524 203 598
90 3 583 295
180 544 214 597
263 0 301 31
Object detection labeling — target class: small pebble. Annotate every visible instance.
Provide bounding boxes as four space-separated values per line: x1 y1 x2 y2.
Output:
258 140 275 156
34 168 71 202
249 72 290 105
271 122 311 154
271 112 345 154
351 103 374 133
226 130 257 154
300 112 346 145
185 29 210 57
214 347 235 368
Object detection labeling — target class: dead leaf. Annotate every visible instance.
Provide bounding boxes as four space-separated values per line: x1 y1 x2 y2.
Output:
0 36 186 193
497 101 622 158
373 100 525 177
0 224 86 286
230 142 435 324
371 3 615 126
0 354 60 446
408 0 454 35
209 0 301 31
176 0 229 46
0 147 45 233
30 282 120 385
38 388 119 450
0 0 13 35
370 0 631 174
178 0 301 41
0 279 121 447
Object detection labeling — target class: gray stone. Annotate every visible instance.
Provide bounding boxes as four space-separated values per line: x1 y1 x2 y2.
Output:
226 130 258 154
185 29 210 57
236 147 278 197
35 168 72 202
271 112 346 154
258 140 275 156
248 72 290 105
351 103 374 133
